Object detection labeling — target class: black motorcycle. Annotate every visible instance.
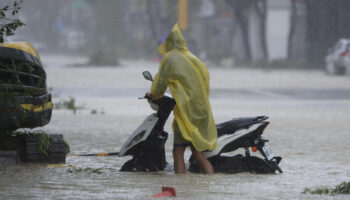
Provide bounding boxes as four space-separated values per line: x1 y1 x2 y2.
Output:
118 71 282 174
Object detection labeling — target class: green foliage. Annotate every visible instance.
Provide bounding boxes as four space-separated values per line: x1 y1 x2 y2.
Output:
63 140 70 156
1 130 70 159
90 108 104 115
85 0 127 59
303 182 350 195
0 130 38 151
37 130 52 156
53 97 85 114
303 187 330 195
0 0 25 38
66 167 103 174
53 96 103 115
0 130 52 156
66 167 117 174
0 62 45 89
87 49 120 66
332 182 350 194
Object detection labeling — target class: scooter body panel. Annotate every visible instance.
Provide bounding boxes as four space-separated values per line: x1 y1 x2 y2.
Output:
216 116 268 136
205 123 263 158
119 113 158 157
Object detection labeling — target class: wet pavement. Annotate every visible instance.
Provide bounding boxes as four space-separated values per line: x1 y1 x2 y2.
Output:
1 55 350 199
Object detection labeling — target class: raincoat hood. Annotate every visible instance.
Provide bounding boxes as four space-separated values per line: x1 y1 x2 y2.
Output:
158 24 188 56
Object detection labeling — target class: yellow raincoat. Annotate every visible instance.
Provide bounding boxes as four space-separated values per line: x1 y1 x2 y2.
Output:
151 24 217 151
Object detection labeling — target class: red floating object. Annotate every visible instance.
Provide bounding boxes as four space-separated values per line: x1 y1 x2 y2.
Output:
152 187 176 197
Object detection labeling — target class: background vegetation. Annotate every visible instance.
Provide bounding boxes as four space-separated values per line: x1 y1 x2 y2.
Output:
2 0 350 68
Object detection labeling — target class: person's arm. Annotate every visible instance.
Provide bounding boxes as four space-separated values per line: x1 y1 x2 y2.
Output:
150 60 169 99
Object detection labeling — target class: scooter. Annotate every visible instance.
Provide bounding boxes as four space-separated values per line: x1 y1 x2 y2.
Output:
118 71 282 174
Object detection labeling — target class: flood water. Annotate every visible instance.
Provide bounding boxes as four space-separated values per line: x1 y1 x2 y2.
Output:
1 55 350 199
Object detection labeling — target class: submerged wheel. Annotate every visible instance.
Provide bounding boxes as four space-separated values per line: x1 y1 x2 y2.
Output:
246 156 283 174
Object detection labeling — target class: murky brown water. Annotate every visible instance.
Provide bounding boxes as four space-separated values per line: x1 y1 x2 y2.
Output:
1 56 350 199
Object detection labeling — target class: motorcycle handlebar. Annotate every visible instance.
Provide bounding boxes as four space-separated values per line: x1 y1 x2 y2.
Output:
138 95 152 100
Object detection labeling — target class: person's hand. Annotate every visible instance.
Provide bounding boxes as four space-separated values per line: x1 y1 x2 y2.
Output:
145 92 152 100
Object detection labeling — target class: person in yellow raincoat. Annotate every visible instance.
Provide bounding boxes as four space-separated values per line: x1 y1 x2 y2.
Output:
147 24 217 174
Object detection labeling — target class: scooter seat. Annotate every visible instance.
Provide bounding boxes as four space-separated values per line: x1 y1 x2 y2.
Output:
216 116 268 137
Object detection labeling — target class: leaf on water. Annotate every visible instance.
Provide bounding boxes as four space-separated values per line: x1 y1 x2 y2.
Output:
303 182 350 195
66 167 105 174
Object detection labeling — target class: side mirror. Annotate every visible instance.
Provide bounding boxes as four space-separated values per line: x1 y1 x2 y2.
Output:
142 71 153 81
